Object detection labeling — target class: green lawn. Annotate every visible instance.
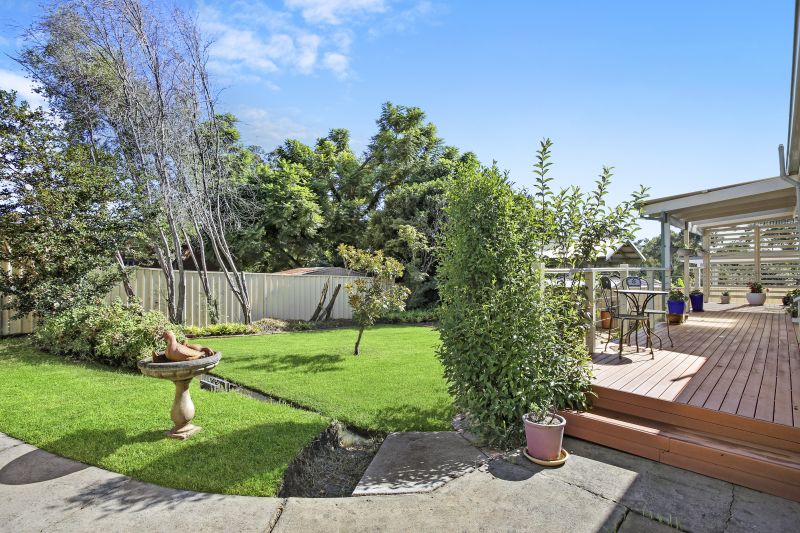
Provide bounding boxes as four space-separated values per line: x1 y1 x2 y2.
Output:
205 325 452 432
0 339 328 496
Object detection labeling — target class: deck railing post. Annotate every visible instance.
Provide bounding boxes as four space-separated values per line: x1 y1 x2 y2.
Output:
620 263 629 316
585 270 596 354
754 225 762 285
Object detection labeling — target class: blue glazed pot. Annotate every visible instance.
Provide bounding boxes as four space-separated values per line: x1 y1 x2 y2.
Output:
667 300 686 315
689 293 704 312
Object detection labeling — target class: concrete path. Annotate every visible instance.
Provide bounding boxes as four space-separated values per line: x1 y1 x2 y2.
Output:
2 432 799 532
353 431 487 495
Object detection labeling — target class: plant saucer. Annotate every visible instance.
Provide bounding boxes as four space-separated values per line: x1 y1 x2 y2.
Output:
522 447 569 467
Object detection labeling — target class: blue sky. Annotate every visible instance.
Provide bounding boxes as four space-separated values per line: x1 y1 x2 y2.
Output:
0 1 794 237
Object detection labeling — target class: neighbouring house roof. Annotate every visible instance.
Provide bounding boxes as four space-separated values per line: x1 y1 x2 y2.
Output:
273 266 364 277
604 240 645 264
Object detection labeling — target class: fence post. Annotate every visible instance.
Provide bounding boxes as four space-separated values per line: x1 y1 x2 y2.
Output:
585 270 596 354
754 225 761 285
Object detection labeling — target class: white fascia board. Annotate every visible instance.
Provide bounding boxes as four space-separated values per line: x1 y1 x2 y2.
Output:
641 177 794 216
692 208 796 229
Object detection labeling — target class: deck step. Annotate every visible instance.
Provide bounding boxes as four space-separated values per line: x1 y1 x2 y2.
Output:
592 386 800 453
562 408 800 502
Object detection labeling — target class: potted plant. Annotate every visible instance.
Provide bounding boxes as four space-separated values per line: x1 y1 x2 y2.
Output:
746 282 767 306
523 406 567 464
720 291 730 304
783 289 800 306
689 288 704 312
667 288 687 324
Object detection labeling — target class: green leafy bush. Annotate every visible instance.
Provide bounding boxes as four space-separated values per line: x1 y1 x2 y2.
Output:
34 300 173 369
184 322 255 337
437 158 592 446
378 308 439 323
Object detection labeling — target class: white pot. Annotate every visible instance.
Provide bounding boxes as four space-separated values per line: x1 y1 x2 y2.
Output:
720 295 730 304
745 292 767 306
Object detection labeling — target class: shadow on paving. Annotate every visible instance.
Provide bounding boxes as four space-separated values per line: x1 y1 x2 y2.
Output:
353 432 486 495
0 449 88 485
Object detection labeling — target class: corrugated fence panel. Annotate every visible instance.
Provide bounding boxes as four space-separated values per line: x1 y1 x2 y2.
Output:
1 266 364 334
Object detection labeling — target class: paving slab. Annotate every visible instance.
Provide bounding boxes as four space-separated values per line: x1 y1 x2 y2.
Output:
352 431 486 495
496 437 735 533
0 439 281 533
278 466 627 533
726 484 800 533
0 433 23 453
618 511 680 532
49 478 282 532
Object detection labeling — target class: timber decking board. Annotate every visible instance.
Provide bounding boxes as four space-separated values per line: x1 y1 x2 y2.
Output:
591 305 798 427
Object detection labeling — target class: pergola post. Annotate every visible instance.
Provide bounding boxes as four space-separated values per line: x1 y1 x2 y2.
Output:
661 214 672 292
683 222 690 299
702 230 711 303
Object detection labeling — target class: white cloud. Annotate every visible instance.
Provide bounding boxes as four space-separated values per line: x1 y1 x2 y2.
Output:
322 52 349 78
0 69 47 109
198 1 436 84
200 5 324 78
284 0 385 25
236 106 312 148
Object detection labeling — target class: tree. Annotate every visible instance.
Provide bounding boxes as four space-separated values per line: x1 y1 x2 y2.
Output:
0 89 132 317
264 103 463 268
21 0 254 323
337 244 410 355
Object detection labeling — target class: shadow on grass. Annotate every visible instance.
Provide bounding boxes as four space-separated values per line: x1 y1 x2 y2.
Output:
41 419 325 509
234 351 346 374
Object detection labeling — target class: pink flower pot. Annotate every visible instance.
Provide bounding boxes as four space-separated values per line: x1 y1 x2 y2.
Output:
523 413 566 461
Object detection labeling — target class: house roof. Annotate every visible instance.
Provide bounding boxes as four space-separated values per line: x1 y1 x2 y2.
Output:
273 266 363 277
605 240 645 263
641 176 796 233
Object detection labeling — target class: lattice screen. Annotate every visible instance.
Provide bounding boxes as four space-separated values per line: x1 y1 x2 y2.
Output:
707 218 799 293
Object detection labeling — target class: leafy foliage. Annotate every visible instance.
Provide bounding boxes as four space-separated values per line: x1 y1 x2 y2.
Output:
183 322 256 337
338 244 410 355
0 89 132 318
437 141 645 446
34 300 174 369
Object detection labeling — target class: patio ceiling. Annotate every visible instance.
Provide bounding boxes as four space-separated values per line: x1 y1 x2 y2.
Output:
641 175 797 233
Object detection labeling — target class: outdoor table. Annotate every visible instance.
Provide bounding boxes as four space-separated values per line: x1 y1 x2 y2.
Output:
616 289 668 355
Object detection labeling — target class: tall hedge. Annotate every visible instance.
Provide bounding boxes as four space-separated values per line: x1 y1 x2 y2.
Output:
437 160 591 446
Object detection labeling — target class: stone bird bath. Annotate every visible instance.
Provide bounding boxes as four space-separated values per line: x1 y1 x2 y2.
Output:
138 352 221 439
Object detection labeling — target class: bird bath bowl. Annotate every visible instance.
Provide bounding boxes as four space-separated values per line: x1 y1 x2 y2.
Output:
137 352 221 440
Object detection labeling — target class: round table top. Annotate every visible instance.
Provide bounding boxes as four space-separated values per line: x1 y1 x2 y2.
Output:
616 289 668 295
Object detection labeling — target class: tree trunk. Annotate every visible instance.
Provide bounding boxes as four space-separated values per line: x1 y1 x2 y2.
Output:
114 250 135 301
322 284 341 321
309 280 329 322
354 326 365 355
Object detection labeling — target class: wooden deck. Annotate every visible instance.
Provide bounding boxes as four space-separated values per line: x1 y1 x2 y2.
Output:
592 304 799 427
563 304 800 501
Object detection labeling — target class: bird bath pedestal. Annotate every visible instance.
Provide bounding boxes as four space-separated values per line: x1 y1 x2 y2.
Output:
137 353 221 440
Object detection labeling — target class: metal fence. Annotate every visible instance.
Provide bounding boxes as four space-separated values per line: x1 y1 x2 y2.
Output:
1 266 365 335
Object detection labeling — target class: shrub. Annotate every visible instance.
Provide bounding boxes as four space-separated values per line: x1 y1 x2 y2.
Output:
378 308 439 323
748 282 764 293
437 158 591 446
34 300 174 369
184 322 255 337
